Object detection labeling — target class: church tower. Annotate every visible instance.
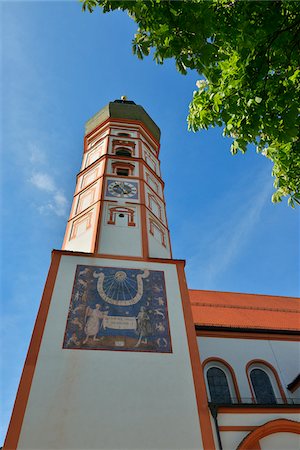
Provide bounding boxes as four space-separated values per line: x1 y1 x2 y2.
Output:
4 100 214 450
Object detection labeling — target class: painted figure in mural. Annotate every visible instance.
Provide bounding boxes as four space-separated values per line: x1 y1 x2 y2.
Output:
153 309 165 319
135 306 152 347
157 297 164 306
156 322 165 332
83 304 103 344
67 332 80 346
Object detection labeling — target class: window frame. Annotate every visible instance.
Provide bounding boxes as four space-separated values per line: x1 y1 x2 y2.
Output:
247 361 286 404
203 359 240 404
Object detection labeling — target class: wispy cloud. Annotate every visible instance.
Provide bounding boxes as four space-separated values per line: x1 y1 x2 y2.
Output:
29 144 46 165
37 190 69 217
29 170 68 217
29 172 56 192
186 172 272 288
3 9 69 219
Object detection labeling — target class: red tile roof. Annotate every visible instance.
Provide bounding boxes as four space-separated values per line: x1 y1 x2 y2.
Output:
189 290 300 332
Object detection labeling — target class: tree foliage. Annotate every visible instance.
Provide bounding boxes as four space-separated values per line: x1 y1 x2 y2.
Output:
82 0 300 206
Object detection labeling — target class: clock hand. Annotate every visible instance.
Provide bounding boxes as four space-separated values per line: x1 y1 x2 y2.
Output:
119 184 128 194
118 182 131 194
114 182 124 192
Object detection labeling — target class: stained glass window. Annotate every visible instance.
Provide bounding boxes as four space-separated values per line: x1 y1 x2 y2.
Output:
250 368 277 404
207 367 232 404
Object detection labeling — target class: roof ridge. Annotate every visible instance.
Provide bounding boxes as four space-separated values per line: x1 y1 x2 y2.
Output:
188 289 300 300
191 302 300 313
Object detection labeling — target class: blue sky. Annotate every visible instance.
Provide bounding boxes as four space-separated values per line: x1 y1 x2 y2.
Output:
1 2 299 443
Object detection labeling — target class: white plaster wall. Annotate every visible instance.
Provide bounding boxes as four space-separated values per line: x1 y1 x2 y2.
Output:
290 385 300 401
87 133 107 149
17 256 203 450
142 141 156 157
110 127 138 138
143 149 160 176
148 232 171 259
260 432 300 449
99 203 142 257
147 211 171 259
209 412 220 450
145 185 166 225
218 412 300 427
64 208 97 253
64 228 93 253
140 135 158 154
72 180 101 217
144 168 163 197
76 160 104 193
198 336 300 401
269 340 300 396
220 431 249 450
82 139 107 170
87 130 108 148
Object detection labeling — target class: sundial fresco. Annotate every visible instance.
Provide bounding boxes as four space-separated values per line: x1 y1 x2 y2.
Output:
63 265 172 353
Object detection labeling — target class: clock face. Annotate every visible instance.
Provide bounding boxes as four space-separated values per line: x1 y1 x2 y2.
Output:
107 180 138 198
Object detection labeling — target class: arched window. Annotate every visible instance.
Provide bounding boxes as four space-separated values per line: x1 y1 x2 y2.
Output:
112 139 135 157
247 360 286 405
250 368 277 404
207 367 232 404
117 132 131 137
203 359 240 404
115 147 132 157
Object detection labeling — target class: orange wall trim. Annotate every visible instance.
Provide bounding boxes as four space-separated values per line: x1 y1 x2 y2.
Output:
139 151 150 258
176 262 216 450
196 329 300 342
219 426 257 432
93 149 108 253
218 406 300 414
237 418 300 450
52 248 184 265
3 253 62 450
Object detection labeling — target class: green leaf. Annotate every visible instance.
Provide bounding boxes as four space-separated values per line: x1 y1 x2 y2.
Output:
230 140 239 155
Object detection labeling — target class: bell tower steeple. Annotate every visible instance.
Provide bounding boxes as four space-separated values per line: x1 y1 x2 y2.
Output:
62 99 171 259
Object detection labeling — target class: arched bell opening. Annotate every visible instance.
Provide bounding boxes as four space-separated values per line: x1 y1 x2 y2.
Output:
115 147 132 157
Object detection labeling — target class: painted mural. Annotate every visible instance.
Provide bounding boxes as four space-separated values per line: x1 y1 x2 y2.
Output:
63 265 172 353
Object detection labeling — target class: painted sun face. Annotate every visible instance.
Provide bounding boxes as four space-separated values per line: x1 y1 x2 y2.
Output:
114 271 127 282
107 181 138 198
